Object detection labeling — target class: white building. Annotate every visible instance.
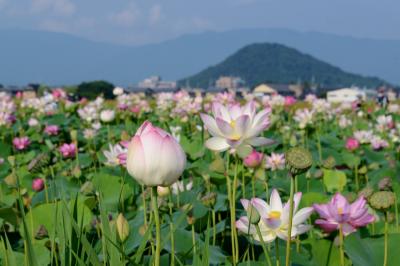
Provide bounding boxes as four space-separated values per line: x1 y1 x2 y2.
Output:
215 76 245 90
327 87 367 103
138 76 177 90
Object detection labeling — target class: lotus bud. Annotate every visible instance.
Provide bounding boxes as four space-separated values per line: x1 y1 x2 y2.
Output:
157 186 170 197
369 191 396 211
246 204 260 225
126 121 186 187
116 213 130 242
243 150 264 168
358 186 374 199
32 178 44 192
285 147 312 176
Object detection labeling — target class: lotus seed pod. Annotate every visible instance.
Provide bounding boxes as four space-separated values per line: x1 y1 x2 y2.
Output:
369 191 396 211
201 192 217 207
322 156 336 169
378 177 392 191
285 147 313 175
358 165 368 175
358 186 374 199
246 204 261 225
157 186 170 197
313 169 323 179
116 213 130 242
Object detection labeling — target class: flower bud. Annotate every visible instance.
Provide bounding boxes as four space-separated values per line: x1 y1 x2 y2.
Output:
246 204 260 225
116 213 130 242
243 150 264 168
157 186 170 197
32 178 45 192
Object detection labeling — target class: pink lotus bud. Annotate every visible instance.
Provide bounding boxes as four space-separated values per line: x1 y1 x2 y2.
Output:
284 96 296 106
345 138 359 151
13 137 30 150
44 125 59 136
130 106 141 114
126 121 186 186
243 150 264 168
32 178 44 192
59 143 77 158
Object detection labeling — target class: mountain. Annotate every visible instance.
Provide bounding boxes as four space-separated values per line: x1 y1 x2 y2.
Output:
180 43 385 88
0 28 399 85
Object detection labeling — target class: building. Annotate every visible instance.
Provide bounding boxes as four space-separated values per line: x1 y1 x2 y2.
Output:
215 76 245 90
253 83 303 97
138 76 177 90
326 87 368 103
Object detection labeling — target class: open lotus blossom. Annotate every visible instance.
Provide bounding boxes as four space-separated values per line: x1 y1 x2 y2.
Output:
59 143 77 158
13 137 30 150
265 153 285 171
126 121 186 186
313 193 375 236
236 189 313 242
200 101 273 156
44 125 59 135
103 143 127 166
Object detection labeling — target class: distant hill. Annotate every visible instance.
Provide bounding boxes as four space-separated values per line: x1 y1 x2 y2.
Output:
179 43 386 88
0 28 399 85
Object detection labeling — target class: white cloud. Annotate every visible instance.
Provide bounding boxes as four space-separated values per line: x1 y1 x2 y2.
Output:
149 4 162 25
109 2 140 27
31 0 76 16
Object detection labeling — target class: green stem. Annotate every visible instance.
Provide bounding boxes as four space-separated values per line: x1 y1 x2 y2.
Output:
212 209 216 246
142 185 147 227
354 165 359 191
384 211 388 266
168 193 175 266
232 157 239 262
275 238 280 266
151 187 161 266
339 224 345 266
285 175 295 266
255 225 272 266
192 223 196 259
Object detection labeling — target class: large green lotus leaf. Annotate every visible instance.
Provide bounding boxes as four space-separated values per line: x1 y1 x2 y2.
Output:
341 152 360 168
92 173 133 211
345 233 400 266
300 192 329 209
323 169 347 192
22 198 92 240
0 142 12 158
363 148 386 164
304 238 347 266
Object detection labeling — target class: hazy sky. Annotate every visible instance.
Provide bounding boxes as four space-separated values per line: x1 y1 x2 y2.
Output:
0 0 398 45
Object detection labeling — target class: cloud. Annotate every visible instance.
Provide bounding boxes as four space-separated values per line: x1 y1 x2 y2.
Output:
31 0 76 16
149 4 162 25
109 2 140 27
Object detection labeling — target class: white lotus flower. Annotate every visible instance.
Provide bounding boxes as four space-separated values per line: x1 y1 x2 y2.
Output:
236 189 313 243
200 101 273 156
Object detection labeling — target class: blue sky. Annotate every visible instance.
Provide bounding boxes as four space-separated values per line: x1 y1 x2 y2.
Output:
0 0 398 45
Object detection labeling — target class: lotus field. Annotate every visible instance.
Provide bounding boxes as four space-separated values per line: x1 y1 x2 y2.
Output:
1 88 400 266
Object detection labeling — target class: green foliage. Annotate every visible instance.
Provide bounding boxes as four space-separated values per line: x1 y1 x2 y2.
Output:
180 43 385 88
76 80 114 100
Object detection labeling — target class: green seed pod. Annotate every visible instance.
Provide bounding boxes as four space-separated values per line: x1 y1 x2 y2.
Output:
246 204 261 225
322 156 336 169
358 186 374 199
285 147 313 175
201 192 217 207
369 191 396 211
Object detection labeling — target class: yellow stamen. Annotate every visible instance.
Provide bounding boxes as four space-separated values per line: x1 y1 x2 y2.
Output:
338 207 343 214
269 211 281 219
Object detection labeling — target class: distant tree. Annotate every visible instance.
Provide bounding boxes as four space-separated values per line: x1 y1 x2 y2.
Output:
77 80 114 100
0 84 3 89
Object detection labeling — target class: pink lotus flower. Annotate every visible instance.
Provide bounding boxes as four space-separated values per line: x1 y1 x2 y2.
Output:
52 88 66 100
265 153 285 171
126 121 186 186
284 96 296 107
32 178 45 192
314 193 375 236
59 143 76 158
44 125 59 136
236 190 313 242
13 137 30 150
345 137 359 151
200 101 273 156
243 149 264 168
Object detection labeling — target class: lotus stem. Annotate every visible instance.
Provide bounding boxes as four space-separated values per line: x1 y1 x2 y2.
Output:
151 186 161 266
168 193 175 266
255 224 272 266
339 224 345 266
275 238 280 266
285 175 295 266
384 211 388 266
